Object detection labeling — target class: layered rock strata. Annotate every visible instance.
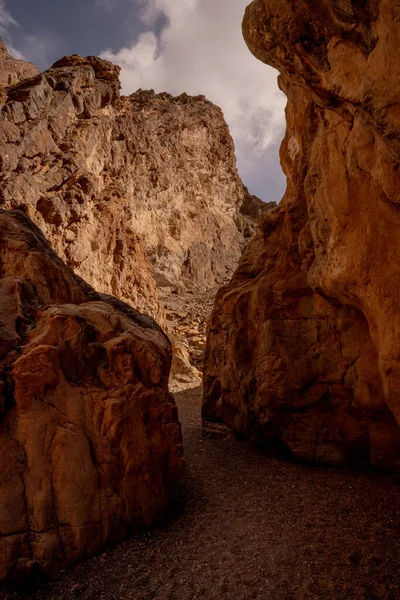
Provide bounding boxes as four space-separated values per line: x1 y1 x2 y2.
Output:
0 209 183 583
203 0 400 470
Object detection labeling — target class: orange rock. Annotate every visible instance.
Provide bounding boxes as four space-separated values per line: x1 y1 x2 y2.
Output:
169 344 202 393
203 0 400 470
0 210 183 582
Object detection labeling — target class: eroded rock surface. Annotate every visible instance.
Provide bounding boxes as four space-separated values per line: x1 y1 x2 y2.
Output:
203 0 400 470
0 51 266 322
0 38 39 88
0 47 272 390
0 209 183 583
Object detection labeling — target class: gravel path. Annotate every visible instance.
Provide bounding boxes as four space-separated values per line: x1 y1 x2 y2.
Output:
3 386 400 600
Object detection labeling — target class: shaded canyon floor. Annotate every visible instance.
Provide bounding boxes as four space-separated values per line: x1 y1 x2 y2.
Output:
2 386 400 600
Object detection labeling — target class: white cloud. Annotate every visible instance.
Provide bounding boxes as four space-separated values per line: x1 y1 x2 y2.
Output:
100 0 286 201
0 0 52 70
16 35 53 68
0 0 28 61
0 0 18 32
7 45 26 60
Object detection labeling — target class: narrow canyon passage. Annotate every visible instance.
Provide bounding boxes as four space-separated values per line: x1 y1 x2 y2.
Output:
4 387 400 600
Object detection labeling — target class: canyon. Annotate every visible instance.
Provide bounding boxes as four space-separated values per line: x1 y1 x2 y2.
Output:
0 36 269 582
1 0 400 594
0 41 271 391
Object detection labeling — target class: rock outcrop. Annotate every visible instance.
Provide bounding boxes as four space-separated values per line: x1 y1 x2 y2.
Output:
203 0 400 470
0 46 271 390
0 209 183 583
0 38 39 87
0 50 265 322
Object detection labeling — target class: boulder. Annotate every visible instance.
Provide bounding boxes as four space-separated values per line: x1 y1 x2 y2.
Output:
0 209 183 582
169 344 202 394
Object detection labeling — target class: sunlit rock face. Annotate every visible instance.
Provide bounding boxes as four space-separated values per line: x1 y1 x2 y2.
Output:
203 0 400 470
0 37 39 87
0 50 265 325
0 210 184 583
0 47 271 392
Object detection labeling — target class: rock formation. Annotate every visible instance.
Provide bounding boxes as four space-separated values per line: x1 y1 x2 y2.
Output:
0 209 183 583
0 47 265 318
0 38 39 87
203 0 400 470
0 42 271 389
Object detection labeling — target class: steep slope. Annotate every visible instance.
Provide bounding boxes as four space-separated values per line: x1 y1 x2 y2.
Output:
0 209 183 583
0 47 272 390
0 50 265 326
0 38 39 87
203 0 400 470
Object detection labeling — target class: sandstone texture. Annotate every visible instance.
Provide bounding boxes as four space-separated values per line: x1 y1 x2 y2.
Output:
0 209 183 583
0 38 39 88
203 0 400 470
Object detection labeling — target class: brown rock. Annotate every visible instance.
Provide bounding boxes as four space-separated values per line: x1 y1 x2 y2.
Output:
0 209 183 583
203 0 400 470
0 44 275 390
169 344 202 394
0 37 39 88
0 47 268 328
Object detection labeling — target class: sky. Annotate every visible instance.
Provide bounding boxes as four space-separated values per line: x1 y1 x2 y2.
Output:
1 0 286 202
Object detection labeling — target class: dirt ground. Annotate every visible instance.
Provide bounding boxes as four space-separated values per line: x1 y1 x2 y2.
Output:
2 386 400 600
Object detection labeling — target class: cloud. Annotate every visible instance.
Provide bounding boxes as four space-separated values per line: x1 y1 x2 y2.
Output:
0 0 53 69
100 0 286 201
7 45 25 59
94 0 123 11
0 0 29 60
0 0 20 53
16 35 56 69
0 0 18 32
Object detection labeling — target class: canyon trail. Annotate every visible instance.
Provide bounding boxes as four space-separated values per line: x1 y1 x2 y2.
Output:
5 386 400 600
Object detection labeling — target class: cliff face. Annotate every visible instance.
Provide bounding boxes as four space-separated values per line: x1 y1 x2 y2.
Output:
0 38 39 87
203 0 400 469
0 50 263 327
0 209 183 582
